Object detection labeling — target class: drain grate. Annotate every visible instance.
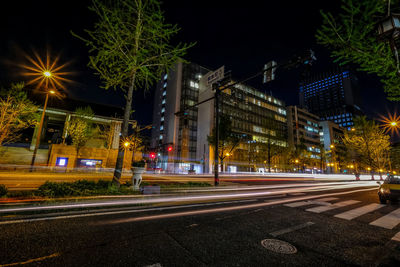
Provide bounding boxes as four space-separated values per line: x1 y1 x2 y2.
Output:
261 239 297 254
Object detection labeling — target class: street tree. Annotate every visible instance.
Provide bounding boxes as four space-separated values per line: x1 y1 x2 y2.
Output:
0 82 38 146
66 107 94 166
208 114 240 172
72 0 193 186
316 0 400 100
343 116 391 178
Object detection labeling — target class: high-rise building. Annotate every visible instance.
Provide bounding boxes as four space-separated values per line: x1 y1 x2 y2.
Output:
150 61 209 173
299 68 363 130
197 74 288 173
286 106 321 160
319 120 346 173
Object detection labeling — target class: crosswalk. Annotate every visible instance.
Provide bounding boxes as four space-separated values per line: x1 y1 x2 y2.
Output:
284 198 400 242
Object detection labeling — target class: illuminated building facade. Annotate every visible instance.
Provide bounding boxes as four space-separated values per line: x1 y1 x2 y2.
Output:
299 68 363 130
197 75 288 173
150 61 209 173
286 106 321 160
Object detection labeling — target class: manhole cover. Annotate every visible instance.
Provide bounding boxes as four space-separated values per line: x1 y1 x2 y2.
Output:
261 239 297 254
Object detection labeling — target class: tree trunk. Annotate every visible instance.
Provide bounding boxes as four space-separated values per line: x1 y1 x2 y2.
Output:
112 73 136 187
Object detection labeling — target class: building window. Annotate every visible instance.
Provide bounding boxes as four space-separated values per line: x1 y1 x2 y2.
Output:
162 99 166 104
161 107 165 113
161 116 164 121
160 126 163 131
164 74 168 80
159 135 163 140
163 82 167 88
162 90 166 96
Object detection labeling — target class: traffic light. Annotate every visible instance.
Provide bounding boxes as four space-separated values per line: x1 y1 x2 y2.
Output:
167 146 173 152
150 152 156 159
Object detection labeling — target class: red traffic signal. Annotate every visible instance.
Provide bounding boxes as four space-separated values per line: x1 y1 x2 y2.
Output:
150 152 156 159
167 146 173 152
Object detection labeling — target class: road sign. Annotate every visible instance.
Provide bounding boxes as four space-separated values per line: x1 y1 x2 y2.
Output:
204 66 225 90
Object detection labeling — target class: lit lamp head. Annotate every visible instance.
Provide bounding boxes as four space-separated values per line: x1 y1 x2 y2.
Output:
124 141 130 148
43 71 52 78
49 90 56 94
391 121 398 127
330 144 335 149
295 159 299 163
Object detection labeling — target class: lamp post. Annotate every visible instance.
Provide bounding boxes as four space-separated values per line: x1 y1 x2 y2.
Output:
30 77 55 171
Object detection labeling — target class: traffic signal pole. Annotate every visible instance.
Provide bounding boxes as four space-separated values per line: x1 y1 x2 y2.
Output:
214 83 220 186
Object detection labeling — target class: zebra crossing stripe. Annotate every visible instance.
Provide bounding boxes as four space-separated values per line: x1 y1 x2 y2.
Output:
283 197 338 208
392 232 400 242
334 203 385 220
370 208 400 229
306 200 360 213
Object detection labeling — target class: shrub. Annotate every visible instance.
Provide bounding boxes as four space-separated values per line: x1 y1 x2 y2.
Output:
0 184 8 197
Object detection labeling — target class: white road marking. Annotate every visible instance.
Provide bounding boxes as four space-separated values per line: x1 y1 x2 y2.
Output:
269 222 315 237
0 188 376 225
370 208 400 229
334 203 385 220
306 200 360 213
391 232 400 242
289 192 306 196
283 197 338 207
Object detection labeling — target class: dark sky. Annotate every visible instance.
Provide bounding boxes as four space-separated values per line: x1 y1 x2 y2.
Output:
0 0 398 127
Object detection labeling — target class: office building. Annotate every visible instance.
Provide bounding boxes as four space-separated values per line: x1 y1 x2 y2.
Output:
197 73 288 173
299 68 363 130
286 106 321 160
150 61 209 173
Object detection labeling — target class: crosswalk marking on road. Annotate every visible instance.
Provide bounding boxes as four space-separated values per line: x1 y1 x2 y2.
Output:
334 203 385 220
283 197 338 208
306 200 360 213
369 208 400 229
392 232 400 242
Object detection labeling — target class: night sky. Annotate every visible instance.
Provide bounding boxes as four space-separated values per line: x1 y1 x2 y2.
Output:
0 0 398 128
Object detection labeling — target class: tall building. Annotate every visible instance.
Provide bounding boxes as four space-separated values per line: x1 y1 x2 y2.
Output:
150 61 209 173
197 73 288 173
299 68 363 130
286 106 321 160
319 120 346 173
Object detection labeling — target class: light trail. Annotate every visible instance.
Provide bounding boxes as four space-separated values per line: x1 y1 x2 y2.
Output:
0 182 377 214
98 187 378 225
0 187 377 225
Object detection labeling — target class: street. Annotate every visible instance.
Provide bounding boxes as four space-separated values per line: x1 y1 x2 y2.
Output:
1 180 399 266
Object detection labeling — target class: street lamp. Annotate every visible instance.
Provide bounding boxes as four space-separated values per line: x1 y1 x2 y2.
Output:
30 82 56 171
377 12 400 74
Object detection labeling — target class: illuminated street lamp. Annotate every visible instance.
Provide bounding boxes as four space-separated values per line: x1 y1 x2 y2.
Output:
30 70 58 171
377 12 400 74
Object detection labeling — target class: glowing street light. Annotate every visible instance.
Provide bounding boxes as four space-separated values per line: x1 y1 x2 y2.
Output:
24 52 71 171
43 71 52 77
379 113 400 135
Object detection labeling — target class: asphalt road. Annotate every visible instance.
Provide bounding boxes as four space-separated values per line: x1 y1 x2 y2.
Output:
1 182 400 266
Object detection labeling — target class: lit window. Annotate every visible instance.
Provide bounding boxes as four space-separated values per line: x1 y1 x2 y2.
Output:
162 99 166 104
162 90 166 96
161 107 165 113
164 74 168 80
159 135 163 140
161 117 164 121
163 83 167 88
160 126 163 131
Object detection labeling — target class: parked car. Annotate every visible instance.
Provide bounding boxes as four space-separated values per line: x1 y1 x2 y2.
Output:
378 175 400 204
